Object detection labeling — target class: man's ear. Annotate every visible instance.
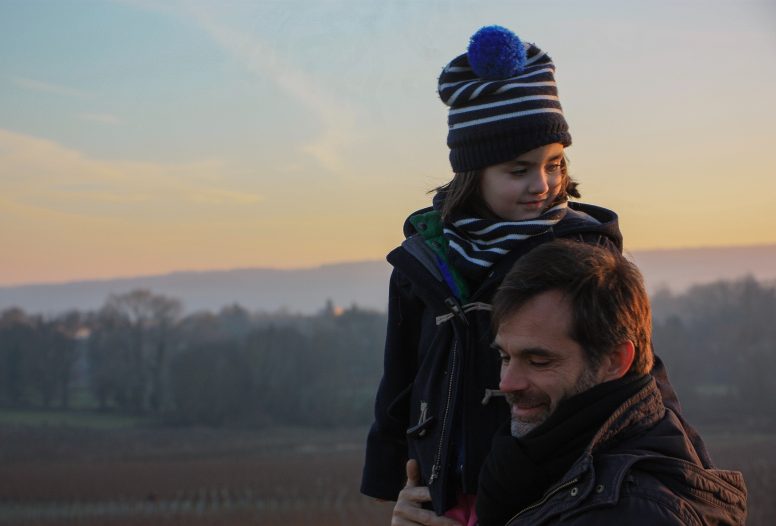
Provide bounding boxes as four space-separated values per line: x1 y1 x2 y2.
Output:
599 341 635 382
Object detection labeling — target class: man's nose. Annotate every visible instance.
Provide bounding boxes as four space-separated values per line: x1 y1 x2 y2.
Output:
500 364 529 393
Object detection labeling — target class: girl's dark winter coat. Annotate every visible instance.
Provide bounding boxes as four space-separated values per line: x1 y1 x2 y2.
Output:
359 202 692 514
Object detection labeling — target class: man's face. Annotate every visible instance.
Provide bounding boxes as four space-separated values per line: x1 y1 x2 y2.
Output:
494 290 603 438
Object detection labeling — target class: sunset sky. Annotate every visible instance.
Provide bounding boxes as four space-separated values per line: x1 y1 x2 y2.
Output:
1 0 775 286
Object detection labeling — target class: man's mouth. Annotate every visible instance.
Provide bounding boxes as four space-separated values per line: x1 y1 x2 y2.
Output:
511 403 546 421
506 392 550 422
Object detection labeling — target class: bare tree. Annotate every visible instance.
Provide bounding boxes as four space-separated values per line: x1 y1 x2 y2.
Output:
89 290 182 414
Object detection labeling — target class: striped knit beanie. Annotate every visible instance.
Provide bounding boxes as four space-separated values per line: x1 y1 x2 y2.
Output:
439 26 571 173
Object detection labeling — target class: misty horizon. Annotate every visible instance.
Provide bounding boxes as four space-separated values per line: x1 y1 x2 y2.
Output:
2 244 776 316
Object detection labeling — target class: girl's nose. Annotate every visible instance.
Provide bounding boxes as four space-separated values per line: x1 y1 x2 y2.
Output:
528 170 550 195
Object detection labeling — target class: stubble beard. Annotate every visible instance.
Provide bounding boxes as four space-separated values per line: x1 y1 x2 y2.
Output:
508 365 601 438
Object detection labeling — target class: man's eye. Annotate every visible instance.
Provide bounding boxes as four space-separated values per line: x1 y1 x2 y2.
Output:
529 359 551 368
499 354 510 365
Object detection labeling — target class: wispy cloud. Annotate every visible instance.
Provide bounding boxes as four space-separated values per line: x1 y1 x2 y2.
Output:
11 76 91 98
0 129 263 217
182 5 357 173
109 0 176 14
77 113 122 125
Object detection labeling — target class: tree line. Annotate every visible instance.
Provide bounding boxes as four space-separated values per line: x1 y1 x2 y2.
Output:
1 276 774 429
652 276 776 427
0 292 384 427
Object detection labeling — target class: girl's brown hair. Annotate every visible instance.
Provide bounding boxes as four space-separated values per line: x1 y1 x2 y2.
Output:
434 156 580 222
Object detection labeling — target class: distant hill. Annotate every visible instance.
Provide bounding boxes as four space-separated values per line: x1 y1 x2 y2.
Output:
627 244 776 293
0 261 391 316
1 245 775 315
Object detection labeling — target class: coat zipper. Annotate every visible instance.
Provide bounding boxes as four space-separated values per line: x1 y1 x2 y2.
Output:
428 340 457 485
505 477 580 524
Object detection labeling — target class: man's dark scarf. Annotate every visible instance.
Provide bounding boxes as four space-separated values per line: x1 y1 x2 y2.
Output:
476 374 651 526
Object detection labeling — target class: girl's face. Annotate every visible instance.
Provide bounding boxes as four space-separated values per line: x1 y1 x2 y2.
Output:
479 143 565 221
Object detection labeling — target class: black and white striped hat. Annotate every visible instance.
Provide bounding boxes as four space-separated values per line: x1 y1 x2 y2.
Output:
438 26 571 173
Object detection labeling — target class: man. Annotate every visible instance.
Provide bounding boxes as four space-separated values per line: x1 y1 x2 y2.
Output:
393 240 746 526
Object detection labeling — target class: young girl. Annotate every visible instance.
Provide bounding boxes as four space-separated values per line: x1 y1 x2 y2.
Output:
360 25 692 524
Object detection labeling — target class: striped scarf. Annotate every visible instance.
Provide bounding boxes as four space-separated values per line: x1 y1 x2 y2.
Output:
436 196 568 282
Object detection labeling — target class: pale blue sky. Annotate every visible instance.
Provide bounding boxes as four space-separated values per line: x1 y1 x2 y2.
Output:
1 0 775 284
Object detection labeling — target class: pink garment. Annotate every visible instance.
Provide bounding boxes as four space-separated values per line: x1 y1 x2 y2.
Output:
444 493 478 526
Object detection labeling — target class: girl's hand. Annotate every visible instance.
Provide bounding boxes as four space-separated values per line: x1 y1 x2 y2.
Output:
391 460 463 526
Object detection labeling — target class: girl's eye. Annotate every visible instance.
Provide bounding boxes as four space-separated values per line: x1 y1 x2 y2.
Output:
545 163 562 173
509 168 527 176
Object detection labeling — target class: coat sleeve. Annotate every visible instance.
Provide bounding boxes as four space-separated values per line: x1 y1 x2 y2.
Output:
360 268 424 500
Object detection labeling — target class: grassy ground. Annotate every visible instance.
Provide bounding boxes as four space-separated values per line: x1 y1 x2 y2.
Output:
0 423 393 525
0 419 771 525
0 408 153 429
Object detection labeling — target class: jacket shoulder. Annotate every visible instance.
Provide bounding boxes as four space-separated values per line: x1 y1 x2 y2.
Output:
568 453 746 526
560 485 701 525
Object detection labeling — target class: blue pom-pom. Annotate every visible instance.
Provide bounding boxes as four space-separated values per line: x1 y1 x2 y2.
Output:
467 25 526 80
